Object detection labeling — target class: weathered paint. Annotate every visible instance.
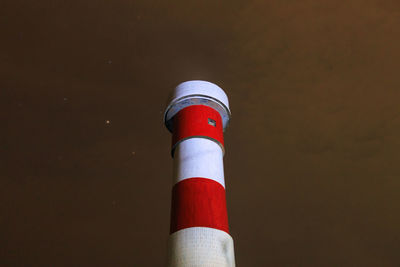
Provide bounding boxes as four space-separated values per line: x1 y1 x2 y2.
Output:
167 227 235 267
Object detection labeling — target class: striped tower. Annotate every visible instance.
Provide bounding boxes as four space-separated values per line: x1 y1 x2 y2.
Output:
164 81 235 266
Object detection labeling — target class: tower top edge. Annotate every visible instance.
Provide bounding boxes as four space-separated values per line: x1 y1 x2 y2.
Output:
168 81 230 110
164 81 231 132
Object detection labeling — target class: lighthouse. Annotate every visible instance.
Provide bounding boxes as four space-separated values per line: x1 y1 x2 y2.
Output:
164 81 236 266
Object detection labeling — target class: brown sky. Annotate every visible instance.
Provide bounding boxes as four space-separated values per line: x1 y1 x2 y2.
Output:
1 0 400 266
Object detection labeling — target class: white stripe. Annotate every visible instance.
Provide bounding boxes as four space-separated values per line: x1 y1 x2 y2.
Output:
167 227 235 267
173 138 225 188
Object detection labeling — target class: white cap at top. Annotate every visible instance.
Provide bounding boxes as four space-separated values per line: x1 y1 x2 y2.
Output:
171 81 230 111
164 80 231 132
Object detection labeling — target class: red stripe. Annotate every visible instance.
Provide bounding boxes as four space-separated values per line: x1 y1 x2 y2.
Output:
172 105 224 153
170 178 229 234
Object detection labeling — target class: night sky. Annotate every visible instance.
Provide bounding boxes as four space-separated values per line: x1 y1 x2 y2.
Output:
1 1 400 266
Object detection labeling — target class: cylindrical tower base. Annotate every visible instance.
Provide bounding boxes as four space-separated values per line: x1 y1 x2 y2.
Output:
167 227 235 267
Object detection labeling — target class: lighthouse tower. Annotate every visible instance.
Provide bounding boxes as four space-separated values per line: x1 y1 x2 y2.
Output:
164 81 235 266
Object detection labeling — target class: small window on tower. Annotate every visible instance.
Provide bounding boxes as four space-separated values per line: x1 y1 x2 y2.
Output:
208 118 216 127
